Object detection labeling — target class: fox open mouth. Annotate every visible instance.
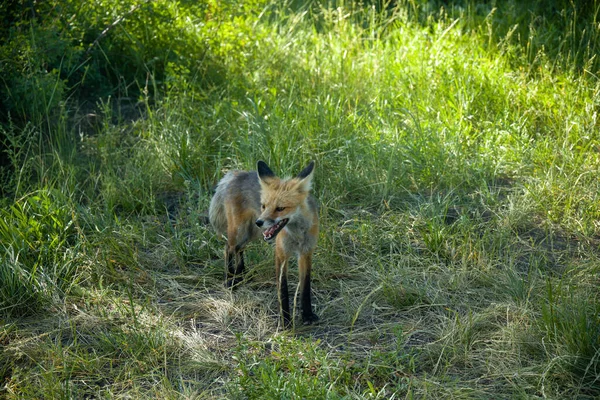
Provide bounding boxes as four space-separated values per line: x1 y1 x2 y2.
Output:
263 219 289 241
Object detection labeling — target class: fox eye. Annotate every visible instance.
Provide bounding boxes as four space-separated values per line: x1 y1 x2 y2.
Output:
275 206 286 212
261 204 265 210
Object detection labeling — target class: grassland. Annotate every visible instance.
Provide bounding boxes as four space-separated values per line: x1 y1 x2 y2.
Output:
1 0 600 398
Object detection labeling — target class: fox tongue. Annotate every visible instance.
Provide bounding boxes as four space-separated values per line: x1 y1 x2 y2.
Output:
265 225 277 236
262 219 288 241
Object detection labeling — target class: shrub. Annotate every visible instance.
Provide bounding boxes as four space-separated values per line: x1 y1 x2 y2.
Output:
0 189 81 317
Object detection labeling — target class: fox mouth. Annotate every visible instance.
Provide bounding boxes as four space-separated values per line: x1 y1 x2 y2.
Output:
263 219 289 241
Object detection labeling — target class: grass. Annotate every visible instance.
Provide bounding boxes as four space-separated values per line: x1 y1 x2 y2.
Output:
1 0 600 398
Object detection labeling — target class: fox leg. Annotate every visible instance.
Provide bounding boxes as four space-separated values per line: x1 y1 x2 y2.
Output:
224 209 256 288
225 244 245 288
224 248 234 287
225 247 246 288
225 236 247 289
299 252 318 324
275 247 291 328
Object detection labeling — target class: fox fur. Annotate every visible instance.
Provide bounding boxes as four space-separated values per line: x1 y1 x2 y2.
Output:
209 160 319 328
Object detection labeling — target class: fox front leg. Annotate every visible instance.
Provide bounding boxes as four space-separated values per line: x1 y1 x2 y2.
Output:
275 250 291 329
299 252 318 324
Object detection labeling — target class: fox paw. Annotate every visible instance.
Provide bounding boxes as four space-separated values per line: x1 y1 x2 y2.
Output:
225 276 244 289
302 312 319 325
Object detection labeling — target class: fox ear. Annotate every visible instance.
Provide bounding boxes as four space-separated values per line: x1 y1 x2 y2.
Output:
297 161 315 179
257 160 275 183
296 161 315 192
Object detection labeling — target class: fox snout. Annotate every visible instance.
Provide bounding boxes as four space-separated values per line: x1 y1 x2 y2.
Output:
255 218 277 228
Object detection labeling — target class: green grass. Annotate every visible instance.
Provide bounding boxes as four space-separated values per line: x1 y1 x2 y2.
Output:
1 0 600 398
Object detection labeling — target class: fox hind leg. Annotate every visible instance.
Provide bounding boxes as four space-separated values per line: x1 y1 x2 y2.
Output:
225 246 245 288
225 210 254 287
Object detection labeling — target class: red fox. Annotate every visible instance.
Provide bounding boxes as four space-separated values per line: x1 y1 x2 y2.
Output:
209 161 319 328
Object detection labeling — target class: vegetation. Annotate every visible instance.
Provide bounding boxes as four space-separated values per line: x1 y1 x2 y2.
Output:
1 0 600 397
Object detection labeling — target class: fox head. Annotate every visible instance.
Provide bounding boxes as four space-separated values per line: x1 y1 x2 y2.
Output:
255 160 315 241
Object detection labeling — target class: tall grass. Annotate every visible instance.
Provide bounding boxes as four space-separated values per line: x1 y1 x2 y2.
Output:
0 189 82 316
1 0 600 398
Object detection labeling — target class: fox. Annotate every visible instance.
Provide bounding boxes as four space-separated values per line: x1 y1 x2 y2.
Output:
208 160 319 328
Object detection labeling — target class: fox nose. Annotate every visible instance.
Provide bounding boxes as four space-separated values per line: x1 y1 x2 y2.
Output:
255 219 264 227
